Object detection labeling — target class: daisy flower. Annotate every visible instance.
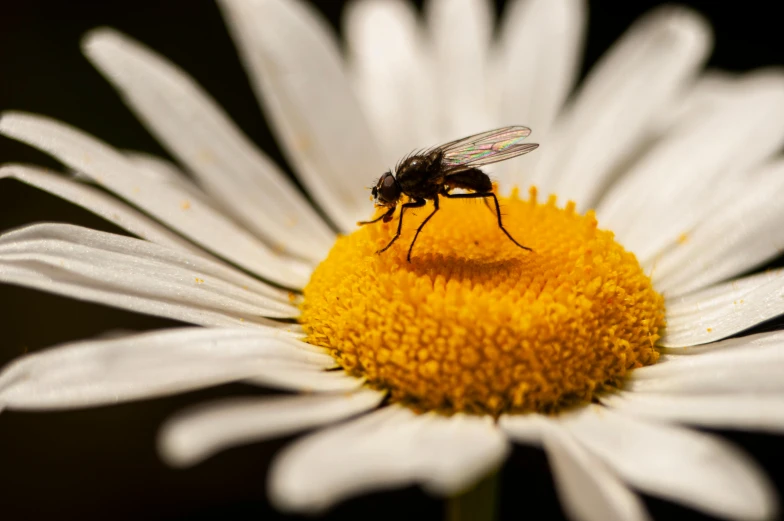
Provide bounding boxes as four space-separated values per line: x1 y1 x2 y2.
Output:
2 0 784 520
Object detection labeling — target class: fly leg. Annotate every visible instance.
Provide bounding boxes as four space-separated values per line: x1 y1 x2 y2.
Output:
357 206 396 226
482 196 494 216
377 198 426 254
443 192 532 252
407 195 440 262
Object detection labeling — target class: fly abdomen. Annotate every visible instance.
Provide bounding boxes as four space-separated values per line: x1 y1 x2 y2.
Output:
444 168 492 193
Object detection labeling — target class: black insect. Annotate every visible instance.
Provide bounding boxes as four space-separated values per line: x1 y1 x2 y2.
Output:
358 126 539 262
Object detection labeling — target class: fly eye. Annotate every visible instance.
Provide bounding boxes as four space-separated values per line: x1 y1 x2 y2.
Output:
377 173 400 203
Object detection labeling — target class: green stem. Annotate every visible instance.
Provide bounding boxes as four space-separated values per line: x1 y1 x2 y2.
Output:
446 469 500 521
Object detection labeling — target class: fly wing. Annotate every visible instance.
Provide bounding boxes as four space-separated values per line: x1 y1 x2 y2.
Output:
440 126 538 168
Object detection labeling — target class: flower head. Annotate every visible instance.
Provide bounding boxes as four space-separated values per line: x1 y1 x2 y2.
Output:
304 188 664 415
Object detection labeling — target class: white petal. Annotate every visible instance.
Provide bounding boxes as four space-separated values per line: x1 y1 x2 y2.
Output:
344 0 438 165
560 406 777 521
497 413 546 447
651 70 738 134
0 223 299 328
0 112 310 288
540 420 651 521
0 328 330 410
0 221 294 304
244 368 364 393
218 0 385 232
627 338 784 394
0 263 258 329
598 72 784 263
665 268 782 314
425 0 494 139
602 392 784 433
158 388 384 467
639 330 784 376
650 160 784 295
123 151 305 295
628 375 784 396
124 151 220 211
82 29 334 262
492 0 586 192
1 163 297 297
0 164 201 254
661 270 784 347
268 405 509 513
531 6 711 209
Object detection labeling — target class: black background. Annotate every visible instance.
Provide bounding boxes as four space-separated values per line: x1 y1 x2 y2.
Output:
1 1 783 520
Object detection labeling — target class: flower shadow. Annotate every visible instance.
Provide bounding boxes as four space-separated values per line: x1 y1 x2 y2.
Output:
404 251 532 284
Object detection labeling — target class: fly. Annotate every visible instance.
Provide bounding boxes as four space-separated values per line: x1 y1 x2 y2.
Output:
358 126 539 262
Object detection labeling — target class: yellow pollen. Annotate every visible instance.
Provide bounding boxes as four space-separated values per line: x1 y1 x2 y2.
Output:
301 187 665 415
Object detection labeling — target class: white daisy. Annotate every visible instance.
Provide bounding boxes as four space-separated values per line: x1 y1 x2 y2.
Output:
1 1 784 520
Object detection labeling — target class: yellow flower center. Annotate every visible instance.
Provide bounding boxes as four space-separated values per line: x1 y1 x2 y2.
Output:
301 187 665 415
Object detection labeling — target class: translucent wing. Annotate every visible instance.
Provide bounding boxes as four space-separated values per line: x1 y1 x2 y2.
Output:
439 126 538 168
